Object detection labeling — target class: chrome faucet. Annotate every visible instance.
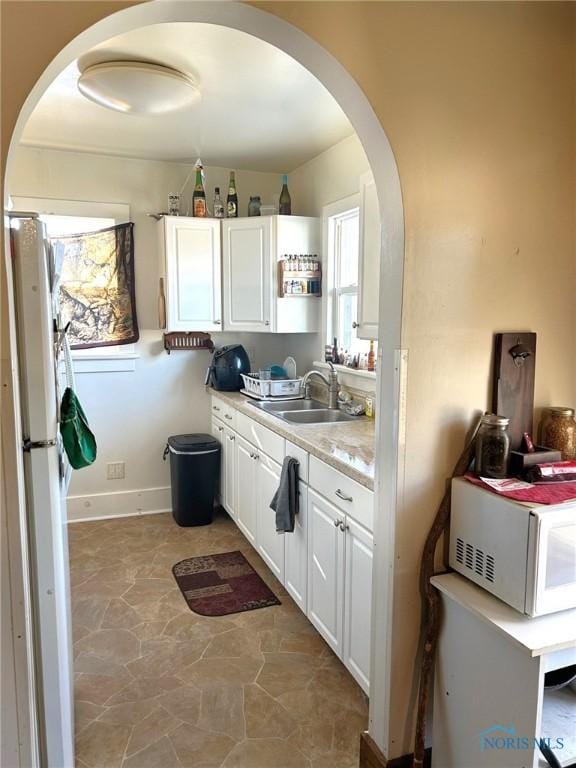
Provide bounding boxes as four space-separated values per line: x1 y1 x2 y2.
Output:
301 363 339 409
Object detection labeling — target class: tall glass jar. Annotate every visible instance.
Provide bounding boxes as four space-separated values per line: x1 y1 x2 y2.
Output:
539 407 576 459
475 414 511 479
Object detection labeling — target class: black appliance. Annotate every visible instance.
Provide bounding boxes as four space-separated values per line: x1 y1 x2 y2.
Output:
205 344 250 391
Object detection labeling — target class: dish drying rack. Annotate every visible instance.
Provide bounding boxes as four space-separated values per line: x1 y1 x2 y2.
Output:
241 373 304 401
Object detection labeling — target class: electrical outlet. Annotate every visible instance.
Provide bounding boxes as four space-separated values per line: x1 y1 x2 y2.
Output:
107 462 125 480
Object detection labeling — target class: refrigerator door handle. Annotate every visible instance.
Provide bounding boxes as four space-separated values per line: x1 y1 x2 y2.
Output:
23 438 57 452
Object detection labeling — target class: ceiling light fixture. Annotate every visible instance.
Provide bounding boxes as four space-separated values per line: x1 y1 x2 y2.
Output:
77 61 201 115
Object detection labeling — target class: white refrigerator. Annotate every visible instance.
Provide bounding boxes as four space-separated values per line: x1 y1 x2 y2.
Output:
9 213 74 767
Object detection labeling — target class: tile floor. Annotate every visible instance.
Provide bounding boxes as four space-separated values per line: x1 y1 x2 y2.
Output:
69 510 368 768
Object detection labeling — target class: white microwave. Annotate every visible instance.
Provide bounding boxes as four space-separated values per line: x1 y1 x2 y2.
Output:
449 477 576 616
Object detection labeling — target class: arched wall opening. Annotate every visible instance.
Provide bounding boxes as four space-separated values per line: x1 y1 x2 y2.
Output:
2 1 405 762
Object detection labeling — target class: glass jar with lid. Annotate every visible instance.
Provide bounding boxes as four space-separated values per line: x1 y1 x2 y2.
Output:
475 414 511 479
539 407 576 459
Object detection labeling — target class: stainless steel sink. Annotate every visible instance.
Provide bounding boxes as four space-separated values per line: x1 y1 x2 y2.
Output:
249 399 326 413
278 410 359 424
248 399 362 425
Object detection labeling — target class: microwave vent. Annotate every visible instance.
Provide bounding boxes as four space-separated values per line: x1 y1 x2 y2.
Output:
455 537 495 583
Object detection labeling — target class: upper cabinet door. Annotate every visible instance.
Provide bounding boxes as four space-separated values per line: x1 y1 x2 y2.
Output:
222 218 272 332
357 172 381 340
162 217 222 332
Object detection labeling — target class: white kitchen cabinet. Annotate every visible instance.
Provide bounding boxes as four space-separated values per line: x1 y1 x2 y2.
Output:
357 172 380 340
235 434 258 544
223 426 237 519
284 482 308 612
222 215 320 333
307 488 345 655
210 417 236 519
255 453 285 582
159 216 222 332
211 417 225 504
343 517 373 693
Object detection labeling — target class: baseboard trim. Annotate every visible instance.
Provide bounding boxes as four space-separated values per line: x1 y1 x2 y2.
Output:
359 733 432 768
387 750 431 768
360 732 387 768
66 486 171 522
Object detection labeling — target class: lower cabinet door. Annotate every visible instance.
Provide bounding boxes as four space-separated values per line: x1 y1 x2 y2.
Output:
211 418 225 505
307 489 345 654
343 517 373 693
256 454 285 581
223 426 237 519
284 482 308 612
235 435 257 544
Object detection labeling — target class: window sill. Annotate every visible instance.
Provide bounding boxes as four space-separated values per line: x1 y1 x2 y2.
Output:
313 360 376 380
71 352 140 361
71 351 140 374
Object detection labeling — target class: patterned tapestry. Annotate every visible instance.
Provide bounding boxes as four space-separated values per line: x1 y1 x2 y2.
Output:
51 222 139 349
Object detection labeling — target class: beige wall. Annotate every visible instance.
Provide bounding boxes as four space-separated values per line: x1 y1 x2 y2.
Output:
290 133 370 217
2 1 576 760
257 3 576 755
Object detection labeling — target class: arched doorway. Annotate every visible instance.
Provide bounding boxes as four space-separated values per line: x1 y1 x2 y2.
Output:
3 2 404 763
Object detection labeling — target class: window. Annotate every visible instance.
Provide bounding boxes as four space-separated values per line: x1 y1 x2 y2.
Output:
325 197 375 368
11 198 136 362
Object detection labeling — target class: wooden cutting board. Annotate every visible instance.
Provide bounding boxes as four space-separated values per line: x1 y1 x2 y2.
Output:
491 332 537 451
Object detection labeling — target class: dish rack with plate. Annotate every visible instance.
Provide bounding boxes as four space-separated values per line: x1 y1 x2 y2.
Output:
241 373 303 401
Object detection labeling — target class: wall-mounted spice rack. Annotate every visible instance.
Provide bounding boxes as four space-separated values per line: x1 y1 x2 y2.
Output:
278 255 322 298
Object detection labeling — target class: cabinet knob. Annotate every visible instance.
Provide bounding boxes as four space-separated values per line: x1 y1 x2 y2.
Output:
214 406 220 412
264 320 270 326
352 321 359 329
225 414 233 420
333 518 341 527
228 435 235 442
339 521 349 532
214 320 221 325
335 489 353 502
217 427 223 433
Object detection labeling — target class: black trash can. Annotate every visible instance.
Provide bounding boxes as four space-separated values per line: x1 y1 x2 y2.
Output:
164 434 221 527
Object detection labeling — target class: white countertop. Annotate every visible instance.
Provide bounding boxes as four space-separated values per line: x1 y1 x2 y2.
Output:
211 390 375 490
432 573 576 657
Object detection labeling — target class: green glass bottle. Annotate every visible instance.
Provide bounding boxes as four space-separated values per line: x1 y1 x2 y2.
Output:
192 164 206 217
279 174 291 215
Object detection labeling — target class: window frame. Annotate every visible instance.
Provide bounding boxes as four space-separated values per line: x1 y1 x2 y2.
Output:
322 193 360 352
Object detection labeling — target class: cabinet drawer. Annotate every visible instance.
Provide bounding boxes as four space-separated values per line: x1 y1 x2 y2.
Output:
211 397 236 429
286 441 309 483
309 456 373 531
235 412 285 464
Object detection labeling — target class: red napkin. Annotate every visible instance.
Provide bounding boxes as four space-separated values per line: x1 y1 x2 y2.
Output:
464 473 576 504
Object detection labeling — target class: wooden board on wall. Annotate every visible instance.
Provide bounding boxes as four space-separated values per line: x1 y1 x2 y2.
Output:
491 332 537 451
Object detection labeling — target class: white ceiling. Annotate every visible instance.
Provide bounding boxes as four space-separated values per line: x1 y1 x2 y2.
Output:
20 23 354 172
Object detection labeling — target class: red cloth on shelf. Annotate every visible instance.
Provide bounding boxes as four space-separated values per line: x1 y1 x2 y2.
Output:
464 473 576 504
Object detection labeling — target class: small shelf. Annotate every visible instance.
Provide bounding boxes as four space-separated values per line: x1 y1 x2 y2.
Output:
163 332 214 354
278 259 322 298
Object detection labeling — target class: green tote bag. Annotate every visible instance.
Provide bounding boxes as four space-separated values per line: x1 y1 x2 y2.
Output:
60 387 97 469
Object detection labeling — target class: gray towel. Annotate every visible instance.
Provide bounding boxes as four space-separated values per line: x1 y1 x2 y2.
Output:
270 457 300 533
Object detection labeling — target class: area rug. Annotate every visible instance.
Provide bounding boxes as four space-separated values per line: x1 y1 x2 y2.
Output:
172 550 281 616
